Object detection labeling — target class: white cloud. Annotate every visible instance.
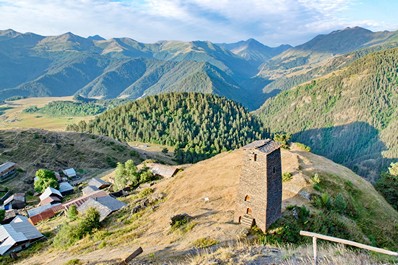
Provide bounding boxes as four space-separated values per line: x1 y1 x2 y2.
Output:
0 0 394 46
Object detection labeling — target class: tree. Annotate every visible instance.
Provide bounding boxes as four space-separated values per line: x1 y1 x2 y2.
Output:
34 169 59 193
273 133 292 149
0 209 5 223
376 171 398 210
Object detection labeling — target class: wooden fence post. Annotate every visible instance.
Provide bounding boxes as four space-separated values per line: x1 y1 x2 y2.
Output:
313 236 317 265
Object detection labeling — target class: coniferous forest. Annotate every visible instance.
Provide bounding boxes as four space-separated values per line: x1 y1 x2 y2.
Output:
67 93 267 163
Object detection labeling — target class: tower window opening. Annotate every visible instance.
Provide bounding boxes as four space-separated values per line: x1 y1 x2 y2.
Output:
246 208 252 215
244 195 250 201
254 154 257 161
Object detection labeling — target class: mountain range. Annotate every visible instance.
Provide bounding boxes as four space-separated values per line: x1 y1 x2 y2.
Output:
2 27 398 110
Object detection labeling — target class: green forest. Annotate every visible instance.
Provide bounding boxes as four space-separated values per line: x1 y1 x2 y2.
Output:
257 47 398 181
24 101 106 116
68 93 267 163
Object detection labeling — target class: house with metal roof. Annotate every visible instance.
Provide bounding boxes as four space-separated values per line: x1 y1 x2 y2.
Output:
0 162 16 181
0 215 44 255
27 204 63 225
3 193 25 210
62 168 77 178
58 182 74 196
82 185 99 196
147 163 179 178
88 178 111 189
39 187 63 206
77 195 126 221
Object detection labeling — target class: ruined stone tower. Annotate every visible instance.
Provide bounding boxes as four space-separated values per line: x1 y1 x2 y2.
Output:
234 139 282 233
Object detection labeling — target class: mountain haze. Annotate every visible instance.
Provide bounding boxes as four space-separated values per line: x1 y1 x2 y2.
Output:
0 30 289 110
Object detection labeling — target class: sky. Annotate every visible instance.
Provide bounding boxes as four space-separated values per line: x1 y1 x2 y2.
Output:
0 0 397 46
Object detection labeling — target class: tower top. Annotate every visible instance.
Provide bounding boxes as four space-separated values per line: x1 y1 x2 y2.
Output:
242 139 280 154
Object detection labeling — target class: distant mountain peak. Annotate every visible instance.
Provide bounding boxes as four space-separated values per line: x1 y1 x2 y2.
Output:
88 35 105 41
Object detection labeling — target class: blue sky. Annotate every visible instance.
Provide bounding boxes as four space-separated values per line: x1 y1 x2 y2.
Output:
0 0 396 46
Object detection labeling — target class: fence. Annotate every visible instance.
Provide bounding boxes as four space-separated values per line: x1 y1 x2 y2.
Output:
300 231 398 265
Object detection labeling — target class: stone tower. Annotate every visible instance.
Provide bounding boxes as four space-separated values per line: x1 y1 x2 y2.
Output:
234 139 282 233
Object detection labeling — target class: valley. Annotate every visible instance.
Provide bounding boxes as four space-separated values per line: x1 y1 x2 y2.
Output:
0 23 398 265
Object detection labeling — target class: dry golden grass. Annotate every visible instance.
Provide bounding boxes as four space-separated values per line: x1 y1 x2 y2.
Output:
0 96 94 131
15 145 398 264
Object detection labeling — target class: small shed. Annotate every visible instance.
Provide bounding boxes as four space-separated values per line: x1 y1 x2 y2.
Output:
63 168 77 178
3 193 25 210
147 163 179 178
0 215 44 255
88 178 111 189
59 182 74 196
82 185 99 196
77 196 126 221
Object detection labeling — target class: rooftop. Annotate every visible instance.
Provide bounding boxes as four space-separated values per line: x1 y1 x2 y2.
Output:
0 215 43 255
3 193 25 205
243 139 280 154
77 196 126 221
0 162 16 173
63 168 76 177
59 182 74 193
88 178 111 189
39 187 62 201
148 163 178 178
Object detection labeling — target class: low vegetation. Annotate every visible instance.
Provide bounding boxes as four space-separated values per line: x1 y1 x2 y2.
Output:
192 237 219 248
53 208 101 249
282 172 293 182
114 159 156 190
376 162 398 210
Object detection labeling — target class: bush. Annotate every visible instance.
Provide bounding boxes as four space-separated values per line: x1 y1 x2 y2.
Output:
193 237 218 248
282 172 293 182
375 171 398 210
161 148 169 154
333 193 347 214
295 142 311 152
67 205 78 220
273 133 291 149
53 208 100 249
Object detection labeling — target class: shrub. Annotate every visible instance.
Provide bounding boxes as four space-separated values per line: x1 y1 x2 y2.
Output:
64 259 82 265
161 148 169 154
282 172 293 182
333 193 347 214
193 237 218 248
273 133 291 149
295 142 311 152
53 208 101 249
67 205 78 220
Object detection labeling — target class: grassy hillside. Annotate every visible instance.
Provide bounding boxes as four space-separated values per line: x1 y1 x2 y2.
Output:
14 145 398 264
0 129 140 192
257 47 398 181
68 93 267 163
0 97 95 131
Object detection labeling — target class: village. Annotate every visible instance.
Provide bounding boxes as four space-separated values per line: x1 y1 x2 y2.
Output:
0 159 181 257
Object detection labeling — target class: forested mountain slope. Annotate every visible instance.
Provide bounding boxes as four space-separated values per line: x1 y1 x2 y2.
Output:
68 93 267 163
257 47 398 181
259 27 398 97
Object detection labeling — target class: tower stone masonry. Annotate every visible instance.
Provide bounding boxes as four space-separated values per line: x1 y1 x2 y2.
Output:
234 139 282 233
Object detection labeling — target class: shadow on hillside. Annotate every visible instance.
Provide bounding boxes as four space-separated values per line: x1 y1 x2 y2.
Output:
292 121 396 182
